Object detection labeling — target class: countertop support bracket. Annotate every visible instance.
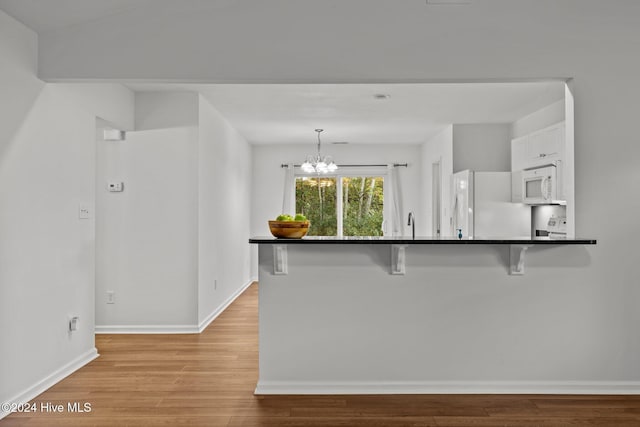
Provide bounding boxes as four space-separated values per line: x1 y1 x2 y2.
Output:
391 244 408 275
273 244 288 275
510 244 532 275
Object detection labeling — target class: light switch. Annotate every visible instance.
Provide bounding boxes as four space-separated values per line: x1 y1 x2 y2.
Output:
69 316 80 332
78 204 90 219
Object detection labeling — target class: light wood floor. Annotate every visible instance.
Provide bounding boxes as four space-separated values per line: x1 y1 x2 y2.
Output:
4 282 640 426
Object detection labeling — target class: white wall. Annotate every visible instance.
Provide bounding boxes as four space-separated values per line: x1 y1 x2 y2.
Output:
0 9 134 414
96 123 199 330
257 242 620 393
97 92 199 329
96 92 253 331
452 124 511 172
135 92 199 131
198 95 253 324
0 9 42 160
511 99 565 139
420 126 453 236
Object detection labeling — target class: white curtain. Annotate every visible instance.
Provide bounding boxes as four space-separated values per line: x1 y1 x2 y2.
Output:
282 163 295 216
387 164 404 236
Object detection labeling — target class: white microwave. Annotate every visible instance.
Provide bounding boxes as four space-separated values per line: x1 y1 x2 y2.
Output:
520 165 560 204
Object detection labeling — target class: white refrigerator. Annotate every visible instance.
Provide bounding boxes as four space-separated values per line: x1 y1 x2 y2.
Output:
451 170 530 238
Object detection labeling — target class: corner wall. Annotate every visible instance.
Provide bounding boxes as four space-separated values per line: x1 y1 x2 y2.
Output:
198 95 253 326
95 92 253 332
0 9 134 413
95 93 200 329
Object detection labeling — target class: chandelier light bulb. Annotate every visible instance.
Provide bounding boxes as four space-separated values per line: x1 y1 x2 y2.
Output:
301 129 338 174
301 155 315 173
317 161 328 170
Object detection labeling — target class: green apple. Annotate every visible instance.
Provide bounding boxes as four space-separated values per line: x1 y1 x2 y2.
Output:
276 214 294 221
294 214 307 221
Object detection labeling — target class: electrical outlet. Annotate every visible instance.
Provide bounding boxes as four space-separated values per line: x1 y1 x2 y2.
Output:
107 291 115 304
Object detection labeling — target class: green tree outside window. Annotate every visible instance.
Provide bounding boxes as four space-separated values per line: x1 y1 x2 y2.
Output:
295 176 383 237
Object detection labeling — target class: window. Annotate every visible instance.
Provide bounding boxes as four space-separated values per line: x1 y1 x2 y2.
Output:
295 177 337 236
342 177 384 236
295 174 385 237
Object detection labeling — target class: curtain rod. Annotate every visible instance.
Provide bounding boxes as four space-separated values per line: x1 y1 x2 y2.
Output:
281 163 408 168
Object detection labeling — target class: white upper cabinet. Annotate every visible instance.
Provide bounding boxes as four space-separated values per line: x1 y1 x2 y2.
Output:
511 122 565 171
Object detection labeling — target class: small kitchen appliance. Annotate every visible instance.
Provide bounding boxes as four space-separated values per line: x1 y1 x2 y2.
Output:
519 164 562 205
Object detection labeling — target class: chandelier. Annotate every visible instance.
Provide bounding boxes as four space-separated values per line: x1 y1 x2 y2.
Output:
301 129 338 174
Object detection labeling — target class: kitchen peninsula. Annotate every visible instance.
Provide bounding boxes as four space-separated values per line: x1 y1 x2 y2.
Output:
250 236 597 395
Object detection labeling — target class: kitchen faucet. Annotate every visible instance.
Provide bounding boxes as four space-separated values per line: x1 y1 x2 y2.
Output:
407 212 415 240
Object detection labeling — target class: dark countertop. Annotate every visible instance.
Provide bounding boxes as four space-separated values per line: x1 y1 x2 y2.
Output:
249 236 597 245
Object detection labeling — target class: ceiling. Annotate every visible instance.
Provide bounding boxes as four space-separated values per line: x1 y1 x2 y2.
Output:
0 0 157 33
0 1 566 145
127 82 565 145
2 1 638 85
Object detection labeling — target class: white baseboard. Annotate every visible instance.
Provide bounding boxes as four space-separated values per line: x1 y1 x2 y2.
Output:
95 279 257 335
1 348 99 420
255 380 640 395
198 279 256 333
95 324 200 334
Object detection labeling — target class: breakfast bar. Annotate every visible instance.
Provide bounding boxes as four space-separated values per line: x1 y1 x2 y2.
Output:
250 236 596 275
249 236 597 395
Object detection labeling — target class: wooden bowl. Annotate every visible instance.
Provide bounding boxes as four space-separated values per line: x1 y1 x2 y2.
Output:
268 220 310 239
